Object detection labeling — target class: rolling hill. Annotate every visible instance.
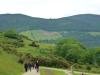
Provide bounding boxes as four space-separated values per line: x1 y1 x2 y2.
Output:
0 14 100 32
0 14 100 47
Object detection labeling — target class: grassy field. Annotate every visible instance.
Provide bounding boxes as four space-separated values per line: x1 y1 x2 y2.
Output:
0 49 23 75
17 38 55 57
40 68 67 75
20 30 62 41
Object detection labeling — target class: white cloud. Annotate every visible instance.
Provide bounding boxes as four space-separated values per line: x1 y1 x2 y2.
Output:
0 0 100 18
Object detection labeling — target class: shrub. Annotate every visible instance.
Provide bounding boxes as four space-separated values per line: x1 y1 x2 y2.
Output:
90 67 100 73
4 30 18 39
31 55 71 69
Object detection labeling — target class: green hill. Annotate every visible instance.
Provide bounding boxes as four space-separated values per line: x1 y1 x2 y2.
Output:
0 14 100 32
20 30 100 47
0 30 100 74
0 14 100 47
0 30 71 70
0 31 24 75
20 30 62 43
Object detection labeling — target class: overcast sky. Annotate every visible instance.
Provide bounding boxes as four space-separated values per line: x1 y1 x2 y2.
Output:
0 0 100 18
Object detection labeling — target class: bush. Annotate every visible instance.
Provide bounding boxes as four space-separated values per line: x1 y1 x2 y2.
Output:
31 55 71 69
18 53 71 69
4 30 18 39
90 67 100 73
29 41 39 48
86 65 91 70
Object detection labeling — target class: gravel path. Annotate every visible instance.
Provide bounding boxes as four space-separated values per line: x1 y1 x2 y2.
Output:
23 69 40 75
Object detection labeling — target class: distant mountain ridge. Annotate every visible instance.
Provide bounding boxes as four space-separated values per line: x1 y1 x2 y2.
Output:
0 14 100 32
0 14 100 47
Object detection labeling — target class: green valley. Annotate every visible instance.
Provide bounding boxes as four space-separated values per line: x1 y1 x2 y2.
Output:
0 14 100 75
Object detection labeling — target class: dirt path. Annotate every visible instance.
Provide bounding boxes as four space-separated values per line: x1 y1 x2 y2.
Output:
23 69 40 75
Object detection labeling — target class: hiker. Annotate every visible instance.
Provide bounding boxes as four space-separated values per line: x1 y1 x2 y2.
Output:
24 63 28 72
35 60 39 72
28 62 32 72
31 62 34 69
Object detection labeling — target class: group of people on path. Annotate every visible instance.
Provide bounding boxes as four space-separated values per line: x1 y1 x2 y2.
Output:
24 60 39 72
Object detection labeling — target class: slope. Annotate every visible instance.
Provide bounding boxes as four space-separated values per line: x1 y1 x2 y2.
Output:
0 49 23 75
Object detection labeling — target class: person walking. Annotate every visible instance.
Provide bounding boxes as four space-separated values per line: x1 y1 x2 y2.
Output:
35 60 39 72
28 62 32 72
24 63 28 72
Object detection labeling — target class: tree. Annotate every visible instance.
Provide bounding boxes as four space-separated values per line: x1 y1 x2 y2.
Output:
4 30 18 39
30 41 39 48
55 38 86 59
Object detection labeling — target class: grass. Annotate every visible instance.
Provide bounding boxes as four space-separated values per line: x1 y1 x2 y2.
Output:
0 49 23 75
20 30 62 41
87 32 100 36
17 46 44 56
40 68 67 75
73 72 90 75
17 38 55 57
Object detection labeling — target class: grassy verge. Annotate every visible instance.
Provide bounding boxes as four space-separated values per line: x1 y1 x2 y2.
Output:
0 50 23 75
40 68 67 75
73 72 90 75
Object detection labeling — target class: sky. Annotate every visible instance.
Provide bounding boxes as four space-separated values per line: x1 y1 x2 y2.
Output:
0 0 100 18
